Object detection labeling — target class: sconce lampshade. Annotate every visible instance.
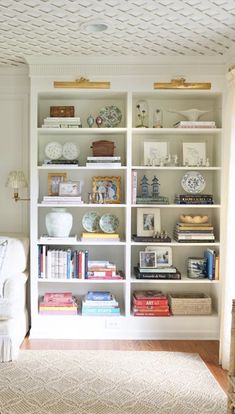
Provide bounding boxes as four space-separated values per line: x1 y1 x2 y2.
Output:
6 170 27 189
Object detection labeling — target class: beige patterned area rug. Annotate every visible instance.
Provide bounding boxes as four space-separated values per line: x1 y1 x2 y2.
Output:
0 350 226 414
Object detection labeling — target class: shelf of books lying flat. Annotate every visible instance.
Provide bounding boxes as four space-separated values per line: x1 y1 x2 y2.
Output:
29 86 224 340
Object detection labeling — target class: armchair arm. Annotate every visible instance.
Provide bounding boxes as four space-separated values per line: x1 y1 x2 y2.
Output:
0 273 28 319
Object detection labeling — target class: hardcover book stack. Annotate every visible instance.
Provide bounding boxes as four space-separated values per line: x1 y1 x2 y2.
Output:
174 194 214 205
82 291 121 316
42 117 82 128
39 292 79 315
81 232 120 242
87 260 124 280
43 159 79 166
174 221 215 243
41 196 83 205
86 156 121 167
174 121 216 129
134 265 181 280
132 290 171 317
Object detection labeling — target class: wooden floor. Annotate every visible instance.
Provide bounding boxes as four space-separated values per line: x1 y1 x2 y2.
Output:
21 338 228 392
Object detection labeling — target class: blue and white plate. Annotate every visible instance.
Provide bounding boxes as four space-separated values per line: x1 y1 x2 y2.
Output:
99 214 119 233
98 105 122 128
181 171 206 194
82 211 100 232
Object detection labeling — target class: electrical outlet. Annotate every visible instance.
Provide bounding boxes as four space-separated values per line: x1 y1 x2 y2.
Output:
105 319 121 329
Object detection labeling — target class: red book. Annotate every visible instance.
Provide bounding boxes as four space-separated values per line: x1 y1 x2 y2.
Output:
133 305 169 312
134 311 171 317
133 290 167 300
43 292 73 304
133 298 169 307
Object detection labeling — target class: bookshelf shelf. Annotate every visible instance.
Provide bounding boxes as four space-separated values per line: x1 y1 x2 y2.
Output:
30 79 224 341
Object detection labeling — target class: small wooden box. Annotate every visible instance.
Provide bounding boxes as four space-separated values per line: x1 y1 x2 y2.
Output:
91 140 115 157
169 293 212 315
50 106 74 117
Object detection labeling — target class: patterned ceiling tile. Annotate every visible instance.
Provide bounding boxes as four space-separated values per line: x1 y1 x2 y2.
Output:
0 0 234 65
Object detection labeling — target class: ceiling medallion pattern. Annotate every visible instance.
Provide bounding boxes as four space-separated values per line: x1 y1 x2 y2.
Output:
0 0 235 66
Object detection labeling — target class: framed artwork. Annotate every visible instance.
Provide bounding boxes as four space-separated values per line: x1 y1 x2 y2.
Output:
48 172 67 196
145 246 172 267
182 142 206 166
139 251 156 268
143 141 168 166
92 176 121 203
137 208 161 237
59 181 81 196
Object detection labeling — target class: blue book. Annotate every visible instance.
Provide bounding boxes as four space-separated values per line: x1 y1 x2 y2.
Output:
82 307 120 314
86 291 112 301
84 250 89 279
67 249 71 279
204 248 215 280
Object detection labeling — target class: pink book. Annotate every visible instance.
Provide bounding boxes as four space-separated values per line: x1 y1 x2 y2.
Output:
43 292 73 304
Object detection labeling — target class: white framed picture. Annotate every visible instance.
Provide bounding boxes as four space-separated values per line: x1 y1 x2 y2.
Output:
145 246 172 267
143 141 168 166
137 208 161 237
59 181 81 196
182 142 206 166
139 251 157 268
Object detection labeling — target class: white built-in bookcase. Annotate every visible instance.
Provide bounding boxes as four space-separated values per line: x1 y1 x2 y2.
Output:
30 86 224 340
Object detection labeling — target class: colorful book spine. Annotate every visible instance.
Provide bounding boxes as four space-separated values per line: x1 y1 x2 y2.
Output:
133 298 169 306
86 291 112 301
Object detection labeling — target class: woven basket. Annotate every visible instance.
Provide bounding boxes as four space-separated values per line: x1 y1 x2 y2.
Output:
169 293 212 315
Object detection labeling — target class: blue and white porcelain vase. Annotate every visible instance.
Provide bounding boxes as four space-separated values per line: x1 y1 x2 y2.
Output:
87 114 95 128
45 208 73 237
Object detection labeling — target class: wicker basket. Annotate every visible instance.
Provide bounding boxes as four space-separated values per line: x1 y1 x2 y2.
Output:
169 292 212 315
91 140 115 157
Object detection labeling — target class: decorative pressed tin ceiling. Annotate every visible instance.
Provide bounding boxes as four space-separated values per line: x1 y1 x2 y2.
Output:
0 0 235 66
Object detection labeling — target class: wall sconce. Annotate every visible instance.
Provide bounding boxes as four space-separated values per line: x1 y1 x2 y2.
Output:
6 170 29 202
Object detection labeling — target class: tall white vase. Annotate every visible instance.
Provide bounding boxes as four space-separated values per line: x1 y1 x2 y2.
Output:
45 208 73 237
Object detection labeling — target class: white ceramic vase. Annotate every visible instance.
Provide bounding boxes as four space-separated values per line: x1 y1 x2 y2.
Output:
45 208 73 237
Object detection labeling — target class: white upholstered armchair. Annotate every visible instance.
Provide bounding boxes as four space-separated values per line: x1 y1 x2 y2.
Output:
0 235 29 361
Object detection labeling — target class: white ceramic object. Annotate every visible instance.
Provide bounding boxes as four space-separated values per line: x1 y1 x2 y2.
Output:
62 142 80 160
181 171 206 193
168 108 209 121
45 142 63 160
45 208 73 237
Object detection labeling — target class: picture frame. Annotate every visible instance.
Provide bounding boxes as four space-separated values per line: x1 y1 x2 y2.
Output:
139 251 157 268
182 142 206 166
59 181 81 196
137 208 161 237
92 176 121 203
145 246 172 267
143 141 168 166
48 172 67 196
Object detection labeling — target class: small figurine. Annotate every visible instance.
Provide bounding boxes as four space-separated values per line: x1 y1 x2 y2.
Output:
151 176 160 198
96 116 103 127
136 100 149 128
140 175 149 197
88 192 93 204
205 157 210 167
87 114 95 128
153 109 162 128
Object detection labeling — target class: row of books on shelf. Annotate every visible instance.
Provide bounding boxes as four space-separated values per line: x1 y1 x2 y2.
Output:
42 117 82 128
38 290 175 317
174 221 215 242
38 247 124 280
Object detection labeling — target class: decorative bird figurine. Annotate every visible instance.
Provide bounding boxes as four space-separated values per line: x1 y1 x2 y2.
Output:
167 108 210 121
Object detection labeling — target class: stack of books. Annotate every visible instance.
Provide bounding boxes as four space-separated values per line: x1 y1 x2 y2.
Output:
87 260 124 280
41 196 84 205
86 156 121 167
42 117 82 128
174 121 216 129
134 266 181 279
82 291 121 316
174 221 215 242
81 232 120 242
175 194 214 205
132 290 171 317
39 292 79 315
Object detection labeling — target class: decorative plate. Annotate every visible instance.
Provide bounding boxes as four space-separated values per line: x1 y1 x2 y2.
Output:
99 214 119 233
98 105 122 128
62 142 80 160
82 211 100 233
181 171 206 194
45 141 63 160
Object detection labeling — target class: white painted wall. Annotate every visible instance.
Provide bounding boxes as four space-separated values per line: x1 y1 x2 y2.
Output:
0 67 29 235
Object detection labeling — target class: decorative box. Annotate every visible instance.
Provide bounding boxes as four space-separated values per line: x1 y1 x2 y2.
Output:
91 140 115 157
169 293 212 315
50 106 75 117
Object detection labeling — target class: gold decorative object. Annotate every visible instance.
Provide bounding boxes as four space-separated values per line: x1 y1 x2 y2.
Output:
54 77 110 89
154 77 211 90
